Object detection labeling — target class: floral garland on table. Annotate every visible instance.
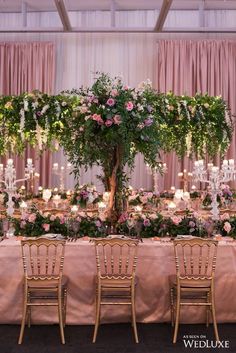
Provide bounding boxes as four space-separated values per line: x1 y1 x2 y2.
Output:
117 212 208 238
217 213 236 239
12 210 106 238
128 189 160 207
12 211 68 237
70 184 102 208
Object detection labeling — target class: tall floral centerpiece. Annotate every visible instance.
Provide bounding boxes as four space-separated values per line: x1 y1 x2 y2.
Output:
61 74 163 221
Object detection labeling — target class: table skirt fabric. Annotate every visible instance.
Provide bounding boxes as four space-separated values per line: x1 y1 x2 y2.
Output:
0 239 236 325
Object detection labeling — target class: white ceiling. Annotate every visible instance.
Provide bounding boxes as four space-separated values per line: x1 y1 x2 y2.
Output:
0 0 235 32
0 0 236 12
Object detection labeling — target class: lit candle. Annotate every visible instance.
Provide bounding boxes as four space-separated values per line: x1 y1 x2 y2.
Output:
208 163 213 169
212 166 219 173
191 185 196 191
134 205 143 213
7 159 13 165
198 160 204 166
67 163 72 169
20 201 27 209
223 160 228 166
27 158 32 165
38 186 43 192
178 172 183 177
71 205 78 213
20 185 26 190
61 166 64 171
170 186 175 191
53 163 58 170
98 201 106 209
66 190 71 196
229 159 234 166
168 201 176 210
0 164 3 170
34 172 40 178
54 187 58 193
103 192 110 202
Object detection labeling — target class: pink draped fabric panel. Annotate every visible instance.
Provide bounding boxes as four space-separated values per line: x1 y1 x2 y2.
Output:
0 42 55 187
155 40 236 190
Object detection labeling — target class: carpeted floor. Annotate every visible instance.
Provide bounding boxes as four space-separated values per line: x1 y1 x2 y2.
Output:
0 323 235 353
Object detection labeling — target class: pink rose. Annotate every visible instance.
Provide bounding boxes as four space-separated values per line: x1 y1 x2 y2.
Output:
92 114 104 125
79 126 84 132
28 213 37 223
118 212 129 224
111 89 118 97
59 216 65 224
95 220 102 228
105 119 113 127
113 114 122 125
143 219 151 227
223 222 231 234
221 213 230 221
125 101 134 111
20 221 26 229
42 223 50 232
50 215 56 221
171 216 182 225
123 85 129 90
144 117 153 127
80 106 88 114
189 221 195 228
106 98 115 106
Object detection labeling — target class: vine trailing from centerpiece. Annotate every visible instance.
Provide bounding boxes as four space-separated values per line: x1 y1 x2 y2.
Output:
0 73 233 222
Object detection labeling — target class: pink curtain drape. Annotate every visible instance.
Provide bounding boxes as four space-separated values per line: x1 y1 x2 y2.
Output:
0 42 55 187
155 39 236 190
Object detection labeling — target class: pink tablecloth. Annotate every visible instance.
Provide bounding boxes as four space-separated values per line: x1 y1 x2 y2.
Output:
0 238 236 325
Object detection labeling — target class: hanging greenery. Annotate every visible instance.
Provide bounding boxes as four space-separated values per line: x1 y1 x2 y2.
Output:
0 73 233 221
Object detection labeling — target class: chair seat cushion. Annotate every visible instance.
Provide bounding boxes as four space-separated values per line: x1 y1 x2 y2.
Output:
169 275 211 288
26 275 68 289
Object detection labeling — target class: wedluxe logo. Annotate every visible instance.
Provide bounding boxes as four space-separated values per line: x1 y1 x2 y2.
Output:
183 335 230 349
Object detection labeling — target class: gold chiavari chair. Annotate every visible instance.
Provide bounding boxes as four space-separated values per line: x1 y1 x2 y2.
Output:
93 238 139 343
18 238 67 344
170 237 219 343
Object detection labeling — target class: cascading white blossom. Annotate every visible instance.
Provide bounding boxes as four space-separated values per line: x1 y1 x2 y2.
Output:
19 108 25 140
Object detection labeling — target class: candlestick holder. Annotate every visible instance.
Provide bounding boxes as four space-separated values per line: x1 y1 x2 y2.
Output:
52 162 72 192
178 169 192 192
193 159 236 220
146 163 167 193
0 159 34 216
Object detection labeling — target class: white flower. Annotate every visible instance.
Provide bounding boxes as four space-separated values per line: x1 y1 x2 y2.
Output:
32 101 39 109
23 99 29 112
61 101 67 107
41 104 49 115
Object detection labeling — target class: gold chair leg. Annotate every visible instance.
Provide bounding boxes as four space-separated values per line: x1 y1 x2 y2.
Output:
173 289 180 344
206 292 210 327
211 291 219 342
18 288 28 344
93 286 101 343
170 287 174 327
63 288 67 328
131 289 139 343
58 291 65 344
27 292 31 328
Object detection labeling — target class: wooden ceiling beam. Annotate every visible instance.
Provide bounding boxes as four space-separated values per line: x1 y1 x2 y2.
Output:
154 0 173 32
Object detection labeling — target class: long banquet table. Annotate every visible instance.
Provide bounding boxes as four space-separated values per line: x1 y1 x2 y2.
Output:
0 238 236 325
